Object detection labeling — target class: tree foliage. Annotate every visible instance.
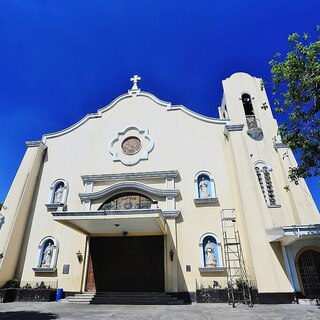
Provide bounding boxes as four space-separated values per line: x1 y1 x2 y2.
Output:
269 27 320 184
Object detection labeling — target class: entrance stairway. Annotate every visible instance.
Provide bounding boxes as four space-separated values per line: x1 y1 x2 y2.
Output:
61 292 184 305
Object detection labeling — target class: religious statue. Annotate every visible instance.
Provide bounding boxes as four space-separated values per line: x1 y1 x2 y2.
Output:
205 240 217 267
123 197 133 210
199 177 210 198
54 185 63 203
42 243 53 267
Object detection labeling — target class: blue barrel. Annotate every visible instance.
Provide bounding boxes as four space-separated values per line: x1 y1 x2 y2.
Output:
56 288 63 301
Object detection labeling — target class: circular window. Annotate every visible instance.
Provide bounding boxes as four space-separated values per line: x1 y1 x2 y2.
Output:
121 137 142 155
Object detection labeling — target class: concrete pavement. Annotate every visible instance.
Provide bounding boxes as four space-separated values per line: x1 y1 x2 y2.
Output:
0 302 319 320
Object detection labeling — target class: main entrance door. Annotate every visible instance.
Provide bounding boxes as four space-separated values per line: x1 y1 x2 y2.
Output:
86 235 164 292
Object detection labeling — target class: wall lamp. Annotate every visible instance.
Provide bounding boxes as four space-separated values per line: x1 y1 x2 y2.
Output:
169 249 174 262
76 250 83 263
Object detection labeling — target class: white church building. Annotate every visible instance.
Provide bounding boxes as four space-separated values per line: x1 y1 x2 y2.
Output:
0 73 319 303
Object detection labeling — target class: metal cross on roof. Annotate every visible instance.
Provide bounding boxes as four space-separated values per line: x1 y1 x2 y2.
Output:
130 75 141 91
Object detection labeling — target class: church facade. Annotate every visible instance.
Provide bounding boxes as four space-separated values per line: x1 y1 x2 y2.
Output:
0 73 319 302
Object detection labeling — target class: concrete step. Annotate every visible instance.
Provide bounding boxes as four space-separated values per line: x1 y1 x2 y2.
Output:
62 292 184 305
90 300 184 305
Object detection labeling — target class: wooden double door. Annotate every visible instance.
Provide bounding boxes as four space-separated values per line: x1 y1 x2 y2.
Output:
86 235 164 292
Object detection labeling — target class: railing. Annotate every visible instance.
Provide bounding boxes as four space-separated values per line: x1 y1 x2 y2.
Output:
246 116 260 130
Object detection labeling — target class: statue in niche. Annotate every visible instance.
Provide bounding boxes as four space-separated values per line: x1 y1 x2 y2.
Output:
205 240 217 267
42 243 53 267
199 177 210 198
54 184 64 203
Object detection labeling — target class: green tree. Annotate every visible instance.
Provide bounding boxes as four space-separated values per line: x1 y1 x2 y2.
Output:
269 27 320 184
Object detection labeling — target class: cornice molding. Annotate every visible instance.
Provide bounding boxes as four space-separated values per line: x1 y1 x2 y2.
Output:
26 141 47 150
273 142 287 150
40 90 229 143
225 124 244 132
32 267 57 273
198 267 225 273
78 181 180 201
52 209 163 217
162 210 181 219
194 197 218 204
167 104 229 125
41 91 171 143
81 170 179 183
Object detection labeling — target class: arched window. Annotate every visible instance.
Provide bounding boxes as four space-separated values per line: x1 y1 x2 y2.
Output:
199 233 224 271
33 236 58 272
99 193 155 210
194 171 217 203
254 162 278 207
46 179 69 209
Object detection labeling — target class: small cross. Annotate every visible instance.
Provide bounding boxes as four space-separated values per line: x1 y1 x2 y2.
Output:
130 75 141 90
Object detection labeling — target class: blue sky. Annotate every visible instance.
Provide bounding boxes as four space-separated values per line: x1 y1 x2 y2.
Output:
0 1 319 209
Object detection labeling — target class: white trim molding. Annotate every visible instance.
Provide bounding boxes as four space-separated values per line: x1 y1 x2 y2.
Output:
267 224 320 245
167 104 229 125
40 90 227 143
79 181 180 202
81 170 179 183
41 91 170 143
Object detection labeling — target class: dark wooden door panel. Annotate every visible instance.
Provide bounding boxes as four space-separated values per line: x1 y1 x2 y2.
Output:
85 254 96 292
89 236 164 292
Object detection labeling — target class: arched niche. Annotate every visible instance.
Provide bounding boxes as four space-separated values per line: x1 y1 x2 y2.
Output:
194 171 217 204
198 232 223 271
33 236 59 272
46 179 69 209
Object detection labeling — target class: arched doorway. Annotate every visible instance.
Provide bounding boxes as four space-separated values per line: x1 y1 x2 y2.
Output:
296 247 320 298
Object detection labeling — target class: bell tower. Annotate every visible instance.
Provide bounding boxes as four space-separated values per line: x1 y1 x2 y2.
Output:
219 72 279 142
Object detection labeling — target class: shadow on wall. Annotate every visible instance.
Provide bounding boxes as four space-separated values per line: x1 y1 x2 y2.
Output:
14 159 45 282
0 311 57 320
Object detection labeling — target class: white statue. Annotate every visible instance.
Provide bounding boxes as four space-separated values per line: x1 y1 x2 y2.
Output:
205 240 217 267
54 185 63 203
199 177 210 198
42 243 53 267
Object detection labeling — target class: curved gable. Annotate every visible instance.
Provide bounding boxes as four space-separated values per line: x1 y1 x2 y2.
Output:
41 89 227 143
